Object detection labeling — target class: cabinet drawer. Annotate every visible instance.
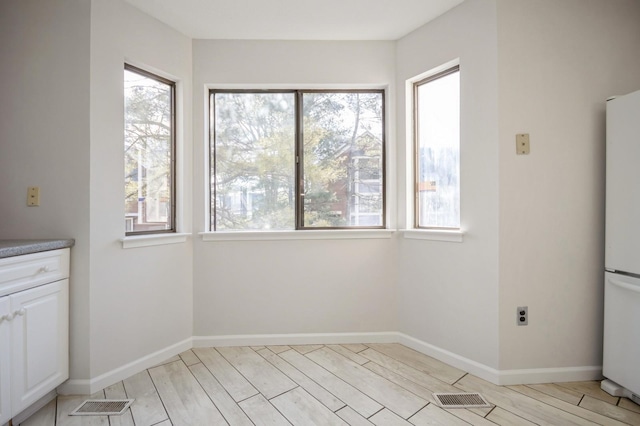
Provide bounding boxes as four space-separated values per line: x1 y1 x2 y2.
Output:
0 249 69 297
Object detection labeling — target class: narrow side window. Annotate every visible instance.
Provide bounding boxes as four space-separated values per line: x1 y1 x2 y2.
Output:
414 66 460 229
124 64 176 235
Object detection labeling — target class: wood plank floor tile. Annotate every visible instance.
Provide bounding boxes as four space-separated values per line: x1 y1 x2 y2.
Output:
279 349 383 418
257 348 345 412
360 349 491 417
485 407 537 425
526 383 583 405
508 384 628 426
271 387 348 425
326 344 369 365
456 374 601 426
148 360 227 425
556 381 620 405
407 403 470 425
362 361 495 425
291 344 324 354
579 395 640 425
122 370 169 426
238 394 291 426
360 348 455 390
20 398 56 426
335 406 374 425
217 346 297 399
618 397 640 414
366 344 466 385
178 349 200 366
23 343 639 426
362 360 439 404
369 408 412 425
266 345 291 354
151 355 180 368
192 347 258 402
103 382 134 426
342 344 369 353
189 362 254 426
306 347 427 419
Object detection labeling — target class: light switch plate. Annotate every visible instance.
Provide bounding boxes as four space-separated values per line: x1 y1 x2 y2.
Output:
27 186 40 206
516 133 530 155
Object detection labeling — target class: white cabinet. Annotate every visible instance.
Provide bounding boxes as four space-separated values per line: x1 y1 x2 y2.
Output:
0 248 69 425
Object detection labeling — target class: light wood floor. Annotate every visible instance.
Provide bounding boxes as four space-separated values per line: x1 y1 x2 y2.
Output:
20 343 640 425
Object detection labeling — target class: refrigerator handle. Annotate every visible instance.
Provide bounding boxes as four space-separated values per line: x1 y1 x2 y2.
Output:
610 277 640 294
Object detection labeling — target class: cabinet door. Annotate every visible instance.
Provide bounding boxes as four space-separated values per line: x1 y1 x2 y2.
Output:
0 296 10 425
10 279 69 415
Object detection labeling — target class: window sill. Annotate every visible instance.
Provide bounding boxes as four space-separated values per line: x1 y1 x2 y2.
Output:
401 229 464 243
200 229 396 242
121 232 191 249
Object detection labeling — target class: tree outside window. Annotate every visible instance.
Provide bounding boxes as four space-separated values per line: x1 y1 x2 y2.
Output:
124 65 175 234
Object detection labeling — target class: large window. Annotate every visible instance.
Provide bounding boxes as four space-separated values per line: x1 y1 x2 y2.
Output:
414 66 460 229
211 90 385 231
124 65 176 234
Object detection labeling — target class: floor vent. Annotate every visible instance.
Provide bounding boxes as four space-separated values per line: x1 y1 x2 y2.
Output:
70 399 134 416
433 393 491 409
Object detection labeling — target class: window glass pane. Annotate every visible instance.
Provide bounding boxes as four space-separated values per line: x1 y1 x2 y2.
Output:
124 68 174 233
212 92 296 231
416 69 460 228
302 92 384 228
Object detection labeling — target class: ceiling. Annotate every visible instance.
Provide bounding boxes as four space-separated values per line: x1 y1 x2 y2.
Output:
123 0 464 41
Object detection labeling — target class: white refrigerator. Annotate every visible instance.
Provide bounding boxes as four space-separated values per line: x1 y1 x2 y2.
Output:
602 89 640 403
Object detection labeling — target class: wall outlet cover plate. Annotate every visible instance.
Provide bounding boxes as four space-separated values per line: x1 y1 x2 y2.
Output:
516 133 530 155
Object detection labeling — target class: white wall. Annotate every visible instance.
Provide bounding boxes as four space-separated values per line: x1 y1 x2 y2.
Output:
0 0 92 381
497 0 640 371
87 0 193 379
192 41 399 338
395 0 500 369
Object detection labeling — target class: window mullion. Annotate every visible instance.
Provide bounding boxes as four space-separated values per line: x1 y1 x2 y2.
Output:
295 91 303 229
210 93 216 231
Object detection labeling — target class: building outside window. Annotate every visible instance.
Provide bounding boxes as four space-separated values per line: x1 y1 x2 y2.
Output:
124 64 176 234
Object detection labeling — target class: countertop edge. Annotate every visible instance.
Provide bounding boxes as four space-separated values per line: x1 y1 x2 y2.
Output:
0 239 76 259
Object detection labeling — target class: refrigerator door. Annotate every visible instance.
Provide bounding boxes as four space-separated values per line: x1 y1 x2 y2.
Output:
606 90 640 274
603 272 640 396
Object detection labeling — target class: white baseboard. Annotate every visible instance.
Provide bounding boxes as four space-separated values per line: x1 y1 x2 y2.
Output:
57 337 192 395
57 332 603 396
397 333 601 385
192 331 399 348
496 365 602 385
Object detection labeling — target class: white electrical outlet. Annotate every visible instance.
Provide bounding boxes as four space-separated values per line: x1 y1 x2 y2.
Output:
517 306 528 326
